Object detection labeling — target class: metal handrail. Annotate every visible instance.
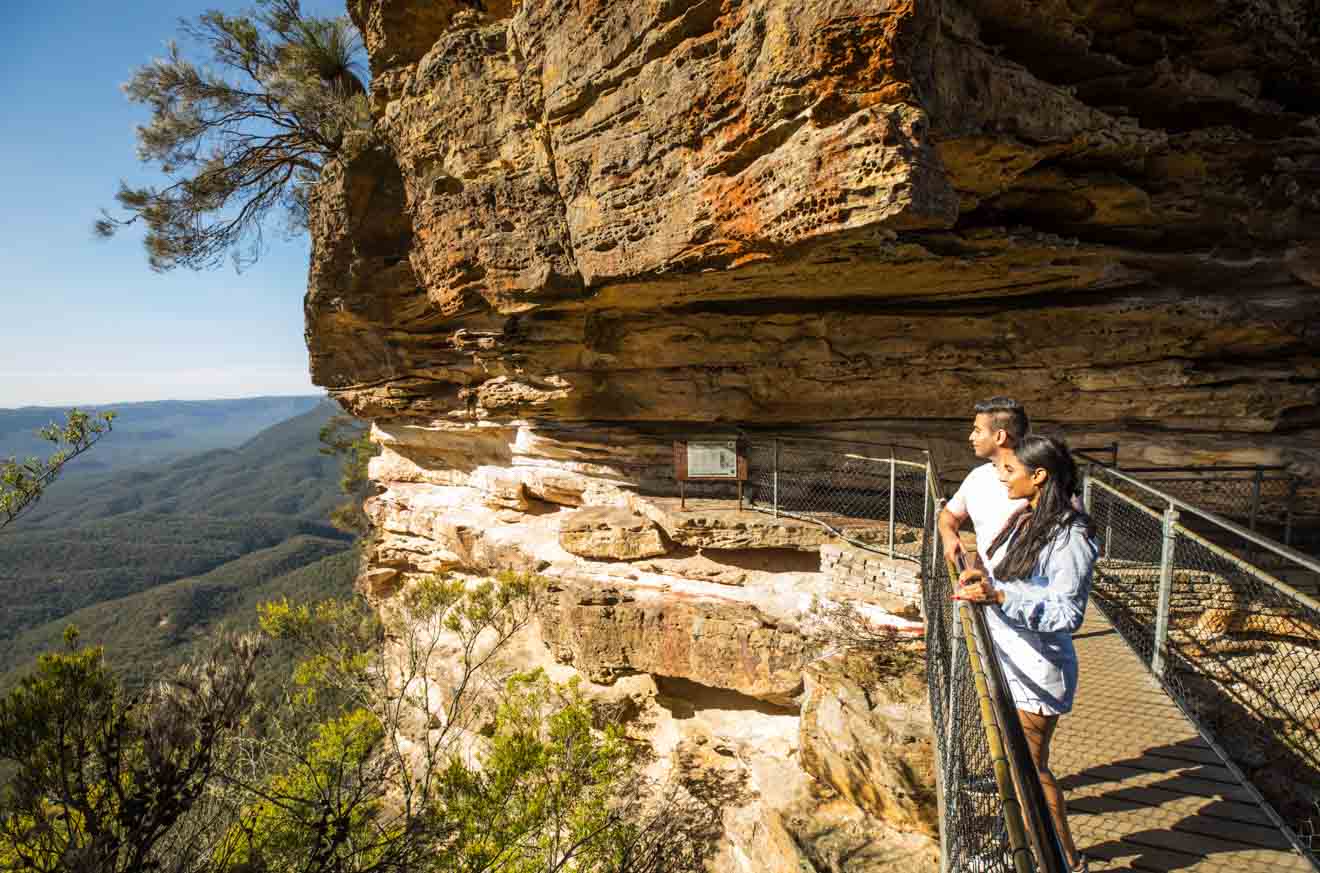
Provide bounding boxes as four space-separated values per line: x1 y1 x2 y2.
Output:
1084 461 1320 581
841 452 928 470
955 595 1035 873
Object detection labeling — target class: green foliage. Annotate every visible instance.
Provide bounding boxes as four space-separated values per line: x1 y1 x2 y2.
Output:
215 708 393 872
437 671 634 873
0 571 711 873
0 544 356 691
317 414 377 535
242 573 681 873
96 0 370 271
1 409 114 529
0 634 262 872
258 592 381 703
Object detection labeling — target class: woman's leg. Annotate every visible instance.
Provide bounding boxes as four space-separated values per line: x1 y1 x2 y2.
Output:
1018 709 1080 867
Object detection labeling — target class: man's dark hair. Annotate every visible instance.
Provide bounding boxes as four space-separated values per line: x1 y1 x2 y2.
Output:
974 397 1029 446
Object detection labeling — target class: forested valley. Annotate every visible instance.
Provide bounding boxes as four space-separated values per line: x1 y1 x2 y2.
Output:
0 400 357 689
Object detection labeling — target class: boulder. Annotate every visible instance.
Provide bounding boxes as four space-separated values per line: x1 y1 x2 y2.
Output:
558 506 669 560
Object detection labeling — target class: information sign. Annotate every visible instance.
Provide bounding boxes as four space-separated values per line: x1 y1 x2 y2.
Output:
686 440 739 479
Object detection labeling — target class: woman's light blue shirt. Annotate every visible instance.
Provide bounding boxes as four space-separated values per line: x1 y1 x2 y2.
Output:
986 520 1098 715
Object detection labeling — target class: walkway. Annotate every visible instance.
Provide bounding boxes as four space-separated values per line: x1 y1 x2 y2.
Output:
1050 604 1314 872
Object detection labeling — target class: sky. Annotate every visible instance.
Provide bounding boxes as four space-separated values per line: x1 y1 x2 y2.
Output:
0 0 349 408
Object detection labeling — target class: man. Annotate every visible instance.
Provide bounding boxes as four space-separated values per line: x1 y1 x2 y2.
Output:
939 397 1030 575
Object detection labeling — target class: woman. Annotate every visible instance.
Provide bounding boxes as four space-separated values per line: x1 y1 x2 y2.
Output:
952 434 1097 873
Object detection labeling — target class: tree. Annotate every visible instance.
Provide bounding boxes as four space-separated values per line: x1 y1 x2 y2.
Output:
317 414 377 535
1 409 115 530
95 0 369 271
240 574 715 873
0 630 262 873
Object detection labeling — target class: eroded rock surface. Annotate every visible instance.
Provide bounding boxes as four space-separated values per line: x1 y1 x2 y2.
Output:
311 0 1320 467
558 505 669 560
800 652 938 837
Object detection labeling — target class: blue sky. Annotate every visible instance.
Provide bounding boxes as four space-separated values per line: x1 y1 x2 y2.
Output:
0 0 349 408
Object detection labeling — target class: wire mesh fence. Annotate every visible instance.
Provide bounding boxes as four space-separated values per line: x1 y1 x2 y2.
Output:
922 521 1019 873
1085 479 1167 666
919 462 1070 873
1114 466 1295 529
1083 462 1320 861
1073 455 1320 588
708 436 934 560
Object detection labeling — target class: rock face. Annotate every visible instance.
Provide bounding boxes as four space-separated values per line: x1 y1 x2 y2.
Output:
539 581 813 705
311 0 1320 467
800 652 938 837
558 506 669 560
306 0 1320 866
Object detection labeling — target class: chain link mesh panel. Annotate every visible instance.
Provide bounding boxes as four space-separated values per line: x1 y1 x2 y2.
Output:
1102 467 1320 591
1163 526 1320 834
921 477 1024 873
739 438 930 557
1136 472 1290 523
1087 479 1167 666
1083 465 1320 859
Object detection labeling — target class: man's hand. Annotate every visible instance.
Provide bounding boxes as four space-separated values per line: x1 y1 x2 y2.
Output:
938 507 967 568
943 536 966 568
952 568 1005 605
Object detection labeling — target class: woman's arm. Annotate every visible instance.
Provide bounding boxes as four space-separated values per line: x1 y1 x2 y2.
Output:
996 524 1097 633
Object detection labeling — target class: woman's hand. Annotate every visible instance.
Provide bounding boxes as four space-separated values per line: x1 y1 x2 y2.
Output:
953 568 1005 605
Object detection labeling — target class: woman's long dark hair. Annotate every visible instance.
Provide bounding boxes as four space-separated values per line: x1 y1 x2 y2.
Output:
985 435 1092 581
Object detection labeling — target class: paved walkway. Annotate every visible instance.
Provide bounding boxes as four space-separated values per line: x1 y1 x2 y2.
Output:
1049 604 1314 872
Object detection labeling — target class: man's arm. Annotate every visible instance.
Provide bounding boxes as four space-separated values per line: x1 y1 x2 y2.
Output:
938 506 968 567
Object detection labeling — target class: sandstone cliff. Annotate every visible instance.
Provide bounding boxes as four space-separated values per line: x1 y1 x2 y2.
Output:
304 1 1320 868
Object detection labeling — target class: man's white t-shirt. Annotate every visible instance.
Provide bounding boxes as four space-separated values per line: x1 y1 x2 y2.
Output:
946 462 1026 579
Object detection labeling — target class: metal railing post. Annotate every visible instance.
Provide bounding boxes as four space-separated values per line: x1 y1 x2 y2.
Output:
1152 501 1179 677
1104 488 1113 560
1082 465 1093 514
888 447 897 560
772 439 780 519
1249 466 1263 532
922 455 932 554
1284 478 1297 546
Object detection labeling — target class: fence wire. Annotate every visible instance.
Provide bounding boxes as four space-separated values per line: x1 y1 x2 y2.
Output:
922 512 1020 873
741 437 931 559
1079 461 1320 593
1084 463 1320 860
1087 482 1166 666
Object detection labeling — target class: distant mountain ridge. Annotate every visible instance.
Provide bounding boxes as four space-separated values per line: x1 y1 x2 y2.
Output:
0 400 360 686
0 395 325 476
